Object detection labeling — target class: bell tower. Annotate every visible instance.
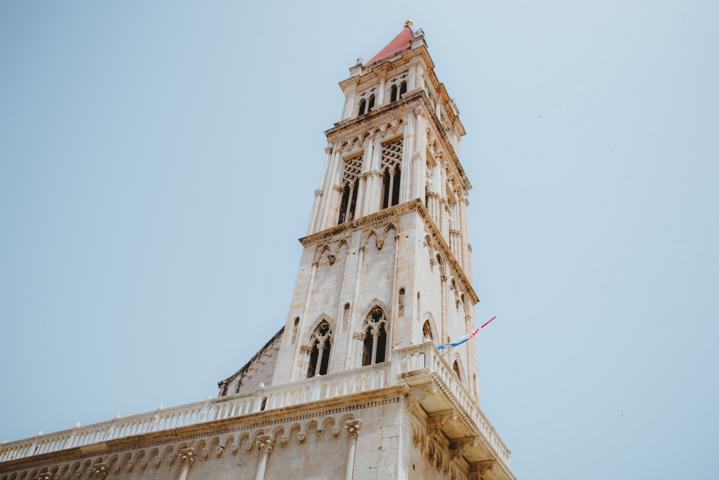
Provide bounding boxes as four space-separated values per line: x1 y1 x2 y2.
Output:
0 22 515 480
270 21 480 396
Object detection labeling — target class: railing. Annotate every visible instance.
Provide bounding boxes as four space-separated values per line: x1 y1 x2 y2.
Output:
0 363 390 463
396 341 512 467
0 344 511 468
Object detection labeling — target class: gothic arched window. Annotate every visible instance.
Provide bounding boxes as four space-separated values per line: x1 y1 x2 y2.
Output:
367 94 375 112
390 84 398 102
452 360 462 380
399 80 407 99
358 99 367 116
422 320 433 341
362 307 388 366
380 140 403 209
337 155 363 225
306 320 332 378
291 317 300 344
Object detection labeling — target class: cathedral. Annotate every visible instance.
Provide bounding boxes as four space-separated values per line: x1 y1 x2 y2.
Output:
0 23 515 480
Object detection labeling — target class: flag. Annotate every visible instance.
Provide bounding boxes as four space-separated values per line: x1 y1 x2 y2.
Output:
437 316 496 350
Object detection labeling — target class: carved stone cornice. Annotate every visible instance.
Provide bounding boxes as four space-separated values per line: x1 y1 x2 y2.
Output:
448 437 476 460
299 199 477 303
0 388 409 475
427 409 456 435
469 459 495 480
324 89 471 190
405 384 436 412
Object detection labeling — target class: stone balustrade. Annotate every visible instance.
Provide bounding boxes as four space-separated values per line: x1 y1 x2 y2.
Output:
0 345 510 469
395 341 512 468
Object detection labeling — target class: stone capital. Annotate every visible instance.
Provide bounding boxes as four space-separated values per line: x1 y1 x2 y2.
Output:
256 435 274 454
179 447 195 466
343 419 361 439
91 463 109 480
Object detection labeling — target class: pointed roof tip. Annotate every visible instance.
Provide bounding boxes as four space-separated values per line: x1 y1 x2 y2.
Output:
365 22 417 66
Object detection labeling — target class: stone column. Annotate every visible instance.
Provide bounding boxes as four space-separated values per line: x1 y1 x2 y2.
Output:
342 89 356 120
458 196 471 276
399 111 415 202
356 135 374 217
440 274 448 342
377 77 386 106
412 110 427 200
254 436 274 480
177 447 195 480
364 136 383 215
343 420 361 480
292 261 318 379
319 148 342 230
345 246 365 369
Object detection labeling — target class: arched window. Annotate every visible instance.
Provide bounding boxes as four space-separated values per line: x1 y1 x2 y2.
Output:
367 94 375 113
391 164 401 206
338 184 351 225
342 303 350 331
380 140 403 209
306 321 332 378
390 84 398 103
452 360 462 380
358 99 367 116
362 307 388 366
422 320 433 341
399 81 407 99
398 288 405 317
337 156 362 225
291 317 300 344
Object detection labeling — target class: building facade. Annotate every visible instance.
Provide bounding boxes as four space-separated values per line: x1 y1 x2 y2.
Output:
0 23 515 480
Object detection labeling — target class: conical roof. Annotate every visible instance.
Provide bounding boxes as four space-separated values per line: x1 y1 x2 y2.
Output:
365 24 414 65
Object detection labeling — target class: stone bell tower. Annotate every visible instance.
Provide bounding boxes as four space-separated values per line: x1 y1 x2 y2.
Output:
267 20 480 395
0 23 515 480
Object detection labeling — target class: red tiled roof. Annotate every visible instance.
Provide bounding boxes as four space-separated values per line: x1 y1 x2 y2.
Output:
365 26 414 65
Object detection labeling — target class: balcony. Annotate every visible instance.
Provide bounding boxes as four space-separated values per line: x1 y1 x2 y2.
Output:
0 343 510 476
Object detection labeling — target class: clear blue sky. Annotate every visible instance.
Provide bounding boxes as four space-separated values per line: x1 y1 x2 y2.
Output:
1 1 717 478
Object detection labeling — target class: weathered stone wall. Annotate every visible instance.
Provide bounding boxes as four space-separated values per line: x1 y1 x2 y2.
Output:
0 394 440 480
272 205 479 398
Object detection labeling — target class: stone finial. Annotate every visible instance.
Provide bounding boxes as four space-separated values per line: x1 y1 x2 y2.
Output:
404 19 413 28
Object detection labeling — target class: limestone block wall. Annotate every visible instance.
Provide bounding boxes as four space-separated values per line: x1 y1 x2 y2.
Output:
0 394 421 480
272 204 479 398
